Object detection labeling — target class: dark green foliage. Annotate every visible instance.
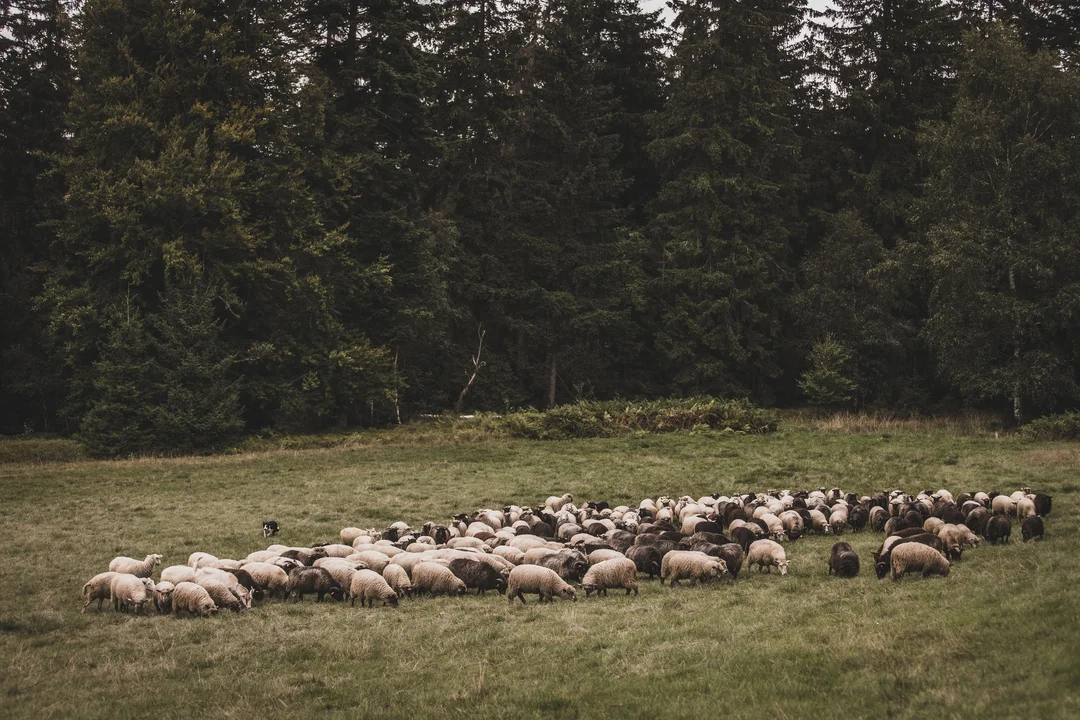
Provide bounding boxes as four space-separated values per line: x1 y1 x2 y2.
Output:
484 397 779 440
1021 412 1080 441
647 0 804 399
798 335 856 408
920 28 1080 422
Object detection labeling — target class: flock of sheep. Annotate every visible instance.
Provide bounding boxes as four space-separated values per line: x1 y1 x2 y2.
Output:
82 486 1053 616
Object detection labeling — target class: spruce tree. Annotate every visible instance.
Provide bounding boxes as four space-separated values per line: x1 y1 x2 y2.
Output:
647 0 805 399
920 27 1080 422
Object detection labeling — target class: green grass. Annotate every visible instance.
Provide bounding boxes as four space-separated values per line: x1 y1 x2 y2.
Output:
1 429 1078 719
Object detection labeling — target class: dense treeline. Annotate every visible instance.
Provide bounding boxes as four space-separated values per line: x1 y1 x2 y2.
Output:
1 0 1078 452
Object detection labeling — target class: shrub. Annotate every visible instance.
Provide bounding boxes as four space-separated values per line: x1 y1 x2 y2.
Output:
1021 413 1080 441
480 398 778 440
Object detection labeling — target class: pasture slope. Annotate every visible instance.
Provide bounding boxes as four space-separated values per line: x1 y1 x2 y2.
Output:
1 428 1078 719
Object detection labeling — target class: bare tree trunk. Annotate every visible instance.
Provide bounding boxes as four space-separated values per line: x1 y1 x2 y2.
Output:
393 350 401 425
456 326 486 413
1009 268 1022 424
547 354 557 409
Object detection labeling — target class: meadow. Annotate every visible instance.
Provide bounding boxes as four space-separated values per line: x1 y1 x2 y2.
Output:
1 423 1078 719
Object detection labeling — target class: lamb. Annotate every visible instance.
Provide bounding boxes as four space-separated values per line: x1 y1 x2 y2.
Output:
108 554 163 578
81 572 119 612
382 564 413 598
1021 516 1044 542
581 558 639 597
412 562 468 597
447 558 508 595
285 567 343 602
660 551 727 586
984 515 1012 545
506 565 578 604
889 543 950 581
240 562 290 599
828 542 860 578
349 569 399 608
109 573 155 613
171 581 218 617
746 539 789 576
625 545 663 578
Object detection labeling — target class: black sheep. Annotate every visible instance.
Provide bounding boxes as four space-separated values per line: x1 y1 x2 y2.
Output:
984 515 1012 545
829 542 860 578
280 548 328 566
730 526 759 553
607 530 636 553
1033 494 1053 517
689 541 724 558
626 545 663 578
536 551 589 582
286 567 342 602
717 543 744 578
224 568 262 600
848 506 869 532
689 531 731 547
1021 516 1044 543
688 521 725 536
883 517 910 536
448 558 507 595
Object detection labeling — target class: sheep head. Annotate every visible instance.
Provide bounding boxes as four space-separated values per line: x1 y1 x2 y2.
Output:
777 560 789 576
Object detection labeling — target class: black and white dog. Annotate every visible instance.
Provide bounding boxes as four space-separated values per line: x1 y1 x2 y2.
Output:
262 520 280 538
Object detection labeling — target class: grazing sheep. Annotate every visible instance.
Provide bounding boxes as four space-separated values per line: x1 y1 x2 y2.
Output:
716 544 744 579
286 567 343 602
660 551 727 586
730 526 760 553
109 573 155 613
447 558 508 595
412 562 468 597
923 517 945 535
874 534 946 579
340 527 366 545
828 542 860 578
81 572 119 613
346 551 390 574
1021 516 1044 543
588 549 625 565
625 545 663 579
349 569 399 608
160 565 196 585
188 552 217 568
1016 497 1036 521
889 543 950 581
965 506 991 535
492 546 525 565
534 549 589 583
318 544 357 559
746 540 789 576
991 495 1015 516
984 515 1012 545
382 564 413 598
171 582 218 617
198 579 245 611
279 548 328 566
506 565 577 604
314 561 361 592
869 506 888 532
546 493 574 512
582 558 639 597
108 554 163 578
154 581 175 614
1033 494 1053 516
239 562 290 599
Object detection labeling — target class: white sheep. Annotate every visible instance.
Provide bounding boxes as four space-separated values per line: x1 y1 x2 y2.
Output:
160 565 196 585
587 549 625 565
506 565 577 604
188 552 217 568
240 562 289 599
81 572 119 612
171 581 217 617
1016 497 1036 520
318 544 357 558
660 551 727 586
346 551 390 574
581 558 639 597
349 569 399 607
545 493 574 512
492 546 525 565
197 579 245 611
992 495 1015 516
382 564 413 598
154 581 175 613
108 554 163 578
447 536 489 551
746 539 789 576
109 573 155 613
412 562 467 596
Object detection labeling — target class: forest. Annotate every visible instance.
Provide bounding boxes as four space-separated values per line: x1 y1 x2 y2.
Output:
1 1 1078 454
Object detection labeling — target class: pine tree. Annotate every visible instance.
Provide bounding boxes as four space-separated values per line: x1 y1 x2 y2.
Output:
647 0 805 399
920 27 1080 422
798 333 856 408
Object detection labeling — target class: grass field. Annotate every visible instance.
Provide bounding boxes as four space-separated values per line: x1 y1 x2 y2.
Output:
1 426 1078 719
